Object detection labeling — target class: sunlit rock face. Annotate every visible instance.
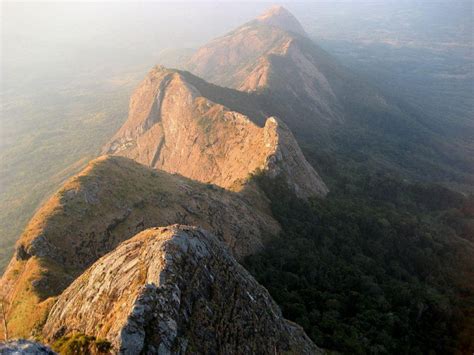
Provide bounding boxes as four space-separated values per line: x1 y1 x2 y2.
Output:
103 66 328 199
43 225 322 355
184 6 348 126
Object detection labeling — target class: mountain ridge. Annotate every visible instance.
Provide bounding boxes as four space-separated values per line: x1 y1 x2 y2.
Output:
1 4 472 353
182 6 394 132
176 6 473 189
43 225 322 354
103 65 328 199
0 156 281 337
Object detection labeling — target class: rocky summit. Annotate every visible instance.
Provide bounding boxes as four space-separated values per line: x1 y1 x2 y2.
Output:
43 225 322 354
256 5 308 37
103 66 328 199
185 6 345 124
183 6 391 132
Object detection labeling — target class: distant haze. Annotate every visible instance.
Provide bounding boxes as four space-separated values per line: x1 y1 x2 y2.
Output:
2 1 472 91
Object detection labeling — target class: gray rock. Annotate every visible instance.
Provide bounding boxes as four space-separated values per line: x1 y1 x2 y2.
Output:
0 340 56 354
43 225 322 354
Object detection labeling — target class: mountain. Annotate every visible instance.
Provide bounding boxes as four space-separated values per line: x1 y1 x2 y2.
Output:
1 4 472 353
184 5 387 129
178 6 473 189
2 18 331 339
43 225 322 354
0 156 281 337
103 65 328 198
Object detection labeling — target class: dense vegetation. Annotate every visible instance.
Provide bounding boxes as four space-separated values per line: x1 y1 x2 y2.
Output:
244 173 474 354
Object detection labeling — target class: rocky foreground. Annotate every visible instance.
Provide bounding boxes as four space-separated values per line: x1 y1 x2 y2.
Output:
42 225 322 354
0 156 281 337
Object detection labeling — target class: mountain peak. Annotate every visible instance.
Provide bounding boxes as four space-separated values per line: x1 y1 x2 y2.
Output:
43 225 321 354
256 5 307 36
103 66 328 199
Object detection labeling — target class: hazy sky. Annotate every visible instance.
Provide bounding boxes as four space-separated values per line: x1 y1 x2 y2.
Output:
1 0 472 91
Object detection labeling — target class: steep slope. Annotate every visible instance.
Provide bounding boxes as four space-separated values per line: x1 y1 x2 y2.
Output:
184 6 376 128
182 6 474 189
0 156 279 338
103 65 328 198
43 225 322 354
182 6 408 138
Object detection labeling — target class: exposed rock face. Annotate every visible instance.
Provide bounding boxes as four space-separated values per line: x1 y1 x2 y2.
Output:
0 156 279 338
185 24 292 90
43 225 322 354
184 7 346 126
184 6 391 130
103 66 328 199
0 5 332 343
0 340 56 354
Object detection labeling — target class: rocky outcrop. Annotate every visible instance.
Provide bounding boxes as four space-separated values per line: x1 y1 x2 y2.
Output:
184 6 391 130
103 66 328 199
185 24 292 90
0 156 279 338
0 340 56 354
184 5 312 90
43 225 322 354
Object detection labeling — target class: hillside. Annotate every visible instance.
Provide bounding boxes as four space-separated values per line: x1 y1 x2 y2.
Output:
43 225 321 354
1 4 472 354
103 65 328 198
0 156 280 337
178 6 474 190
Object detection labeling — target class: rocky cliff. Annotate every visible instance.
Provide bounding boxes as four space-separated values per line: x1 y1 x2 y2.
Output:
0 156 280 338
43 225 322 354
183 6 392 131
184 7 344 123
103 66 328 199
1 5 333 346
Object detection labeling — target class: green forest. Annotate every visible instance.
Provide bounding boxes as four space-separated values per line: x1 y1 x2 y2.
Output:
244 173 474 354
